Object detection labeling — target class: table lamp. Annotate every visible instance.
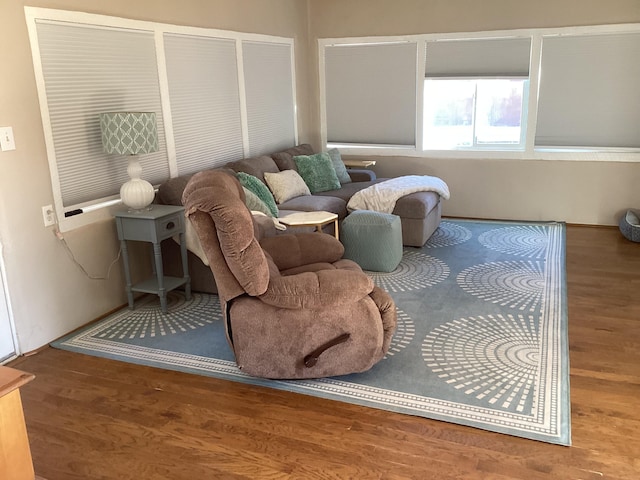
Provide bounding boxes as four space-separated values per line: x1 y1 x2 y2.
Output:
100 112 159 211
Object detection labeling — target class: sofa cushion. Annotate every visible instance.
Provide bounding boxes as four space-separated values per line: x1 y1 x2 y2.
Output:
270 143 314 171
278 194 348 220
314 179 387 202
227 155 279 183
264 170 311 204
327 148 352 184
294 152 341 194
236 172 279 217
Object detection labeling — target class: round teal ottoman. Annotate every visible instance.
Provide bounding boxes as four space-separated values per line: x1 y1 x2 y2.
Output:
341 210 403 272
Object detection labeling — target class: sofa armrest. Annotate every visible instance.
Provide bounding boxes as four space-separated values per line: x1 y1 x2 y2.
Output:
348 169 377 182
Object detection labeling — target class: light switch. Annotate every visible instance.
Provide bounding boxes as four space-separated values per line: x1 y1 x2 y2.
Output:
0 127 16 151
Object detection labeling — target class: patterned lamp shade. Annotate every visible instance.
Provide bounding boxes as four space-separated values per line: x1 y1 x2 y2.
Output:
99 112 158 211
99 112 159 155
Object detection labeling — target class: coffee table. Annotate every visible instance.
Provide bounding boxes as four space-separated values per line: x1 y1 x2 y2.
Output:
278 211 339 239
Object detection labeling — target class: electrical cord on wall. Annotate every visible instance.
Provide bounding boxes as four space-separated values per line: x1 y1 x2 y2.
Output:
53 228 121 280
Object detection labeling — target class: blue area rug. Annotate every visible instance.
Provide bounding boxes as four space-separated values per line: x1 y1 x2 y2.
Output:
52 219 570 445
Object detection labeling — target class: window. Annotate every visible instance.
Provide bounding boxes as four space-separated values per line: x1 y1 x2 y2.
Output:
242 41 297 156
25 8 297 231
163 34 244 176
423 37 530 150
423 78 526 149
321 24 640 160
535 32 640 149
33 20 169 211
323 42 418 147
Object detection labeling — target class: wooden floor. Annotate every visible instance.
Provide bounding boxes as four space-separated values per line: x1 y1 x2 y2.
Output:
10 225 640 479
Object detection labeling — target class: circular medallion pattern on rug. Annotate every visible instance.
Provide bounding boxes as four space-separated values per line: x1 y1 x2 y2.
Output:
422 313 540 413
457 260 545 312
384 308 415 359
97 293 221 339
478 225 550 259
424 221 472 248
367 251 450 292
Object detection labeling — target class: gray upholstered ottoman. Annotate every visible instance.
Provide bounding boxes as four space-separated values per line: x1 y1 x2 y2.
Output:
341 210 403 272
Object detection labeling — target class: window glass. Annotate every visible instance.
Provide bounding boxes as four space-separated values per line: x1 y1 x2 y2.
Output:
423 78 525 150
475 80 524 145
423 80 474 149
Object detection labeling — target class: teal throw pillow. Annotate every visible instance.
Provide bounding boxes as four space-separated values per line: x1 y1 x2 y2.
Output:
294 152 341 194
236 172 278 217
327 148 351 184
243 187 275 217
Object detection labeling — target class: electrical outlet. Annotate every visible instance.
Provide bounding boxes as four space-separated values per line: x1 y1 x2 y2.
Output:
0 127 16 151
42 205 55 227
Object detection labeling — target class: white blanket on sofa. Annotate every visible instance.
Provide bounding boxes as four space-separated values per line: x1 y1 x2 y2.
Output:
347 175 450 214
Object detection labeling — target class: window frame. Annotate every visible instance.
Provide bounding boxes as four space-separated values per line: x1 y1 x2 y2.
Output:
25 7 297 232
318 24 640 164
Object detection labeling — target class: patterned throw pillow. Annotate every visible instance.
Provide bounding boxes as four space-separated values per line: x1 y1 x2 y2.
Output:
263 170 311 204
243 187 275 217
293 152 341 193
327 148 352 184
236 172 278 217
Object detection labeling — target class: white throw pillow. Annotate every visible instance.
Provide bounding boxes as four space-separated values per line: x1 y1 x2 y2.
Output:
264 170 311 204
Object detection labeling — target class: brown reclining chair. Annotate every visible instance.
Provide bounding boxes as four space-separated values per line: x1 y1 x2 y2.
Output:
182 170 397 379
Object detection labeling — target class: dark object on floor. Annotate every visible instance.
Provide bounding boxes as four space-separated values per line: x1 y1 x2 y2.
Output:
619 209 640 242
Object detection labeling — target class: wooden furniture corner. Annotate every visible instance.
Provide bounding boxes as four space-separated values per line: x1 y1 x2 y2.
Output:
0 366 36 480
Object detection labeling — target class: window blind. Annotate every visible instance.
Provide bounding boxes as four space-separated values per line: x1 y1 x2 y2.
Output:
535 32 640 148
164 34 244 176
242 41 296 157
425 38 531 77
35 20 169 210
324 42 417 146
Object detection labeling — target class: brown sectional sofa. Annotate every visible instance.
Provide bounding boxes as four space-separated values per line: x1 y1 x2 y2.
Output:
157 144 442 293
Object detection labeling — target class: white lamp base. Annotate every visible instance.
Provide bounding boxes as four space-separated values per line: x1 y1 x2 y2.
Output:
121 156 155 211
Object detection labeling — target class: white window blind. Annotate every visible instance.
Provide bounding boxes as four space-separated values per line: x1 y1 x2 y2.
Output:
164 34 244 176
324 42 417 147
535 32 640 148
242 41 296 157
425 38 531 77
35 20 168 211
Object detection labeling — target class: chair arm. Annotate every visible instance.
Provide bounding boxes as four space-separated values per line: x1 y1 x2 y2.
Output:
368 285 397 354
348 169 376 182
260 232 344 271
252 213 277 240
259 268 374 309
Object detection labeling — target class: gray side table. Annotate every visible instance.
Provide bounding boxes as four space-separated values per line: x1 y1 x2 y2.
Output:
115 205 191 313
